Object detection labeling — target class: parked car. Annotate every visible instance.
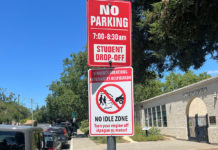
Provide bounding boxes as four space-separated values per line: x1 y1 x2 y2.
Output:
60 122 73 134
0 125 44 150
44 132 61 150
45 127 67 147
54 124 71 139
37 124 51 131
71 122 79 136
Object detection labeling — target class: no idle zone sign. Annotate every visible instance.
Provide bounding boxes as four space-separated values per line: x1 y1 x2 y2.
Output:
88 67 134 136
87 0 132 67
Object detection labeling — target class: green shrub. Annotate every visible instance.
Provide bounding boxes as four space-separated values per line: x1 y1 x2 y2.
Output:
148 127 161 135
131 123 164 142
80 120 89 135
20 118 28 124
81 120 89 129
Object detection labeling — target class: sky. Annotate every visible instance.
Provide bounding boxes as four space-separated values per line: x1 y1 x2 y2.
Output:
0 0 86 109
0 0 218 110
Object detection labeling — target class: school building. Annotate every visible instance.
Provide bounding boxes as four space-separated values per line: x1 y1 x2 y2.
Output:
135 76 218 144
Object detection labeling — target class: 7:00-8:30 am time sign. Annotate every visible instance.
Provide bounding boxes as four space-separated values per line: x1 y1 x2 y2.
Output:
87 0 132 67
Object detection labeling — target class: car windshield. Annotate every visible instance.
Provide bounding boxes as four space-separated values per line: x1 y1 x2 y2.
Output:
48 128 64 134
44 135 53 142
0 131 25 150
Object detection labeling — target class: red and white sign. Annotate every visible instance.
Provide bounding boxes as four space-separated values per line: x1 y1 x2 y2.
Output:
88 67 134 136
87 0 132 67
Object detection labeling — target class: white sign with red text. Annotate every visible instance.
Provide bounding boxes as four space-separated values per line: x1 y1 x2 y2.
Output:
87 0 132 67
88 67 134 136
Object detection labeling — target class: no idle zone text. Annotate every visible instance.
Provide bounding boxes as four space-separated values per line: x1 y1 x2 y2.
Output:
95 116 128 122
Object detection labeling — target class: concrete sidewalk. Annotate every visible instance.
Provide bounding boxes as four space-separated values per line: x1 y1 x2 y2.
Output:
73 130 103 150
72 130 218 150
98 140 218 150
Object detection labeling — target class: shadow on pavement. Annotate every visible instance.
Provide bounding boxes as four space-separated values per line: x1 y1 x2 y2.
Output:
62 144 70 149
73 133 88 138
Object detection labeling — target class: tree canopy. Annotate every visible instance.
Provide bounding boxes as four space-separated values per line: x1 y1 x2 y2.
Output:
45 51 88 122
0 88 31 124
132 0 218 82
134 71 211 103
162 71 211 92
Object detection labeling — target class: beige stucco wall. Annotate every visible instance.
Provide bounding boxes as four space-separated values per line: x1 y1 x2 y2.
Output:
135 76 218 144
141 91 189 140
188 98 208 117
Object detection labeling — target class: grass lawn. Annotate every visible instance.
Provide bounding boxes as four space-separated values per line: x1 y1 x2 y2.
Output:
131 134 164 141
131 124 164 142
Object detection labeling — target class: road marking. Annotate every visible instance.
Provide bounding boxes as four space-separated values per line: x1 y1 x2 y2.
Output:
70 137 74 150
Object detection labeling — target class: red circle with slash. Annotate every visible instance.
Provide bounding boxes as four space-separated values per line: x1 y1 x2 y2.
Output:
96 84 126 114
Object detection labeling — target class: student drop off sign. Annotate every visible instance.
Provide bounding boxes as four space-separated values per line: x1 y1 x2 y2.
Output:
88 67 134 136
87 0 132 67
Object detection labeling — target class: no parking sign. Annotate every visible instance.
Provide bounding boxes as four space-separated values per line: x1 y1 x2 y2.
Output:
87 0 132 67
88 67 134 136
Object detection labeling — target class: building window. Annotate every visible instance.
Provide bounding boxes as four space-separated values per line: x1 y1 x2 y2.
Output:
162 105 167 127
152 107 157 127
144 109 148 126
148 108 152 127
157 106 162 127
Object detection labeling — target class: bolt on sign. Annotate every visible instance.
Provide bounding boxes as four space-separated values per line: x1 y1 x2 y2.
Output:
88 67 134 136
87 0 132 67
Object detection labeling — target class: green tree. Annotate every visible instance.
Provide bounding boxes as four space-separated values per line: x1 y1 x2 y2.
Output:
132 0 218 82
46 51 89 122
163 71 211 92
34 106 48 123
132 0 163 82
0 88 31 124
134 71 211 103
134 78 163 103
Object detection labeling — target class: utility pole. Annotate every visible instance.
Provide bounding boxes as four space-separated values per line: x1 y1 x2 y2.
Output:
18 94 20 125
31 99 33 126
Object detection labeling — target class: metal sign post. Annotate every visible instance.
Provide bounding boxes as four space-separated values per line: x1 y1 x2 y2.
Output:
107 60 116 150
107 136 116 150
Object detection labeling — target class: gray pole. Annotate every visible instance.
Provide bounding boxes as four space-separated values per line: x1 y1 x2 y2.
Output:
107 61 116 150
31 99 33 126
18 94 20 125
107 136 116 150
